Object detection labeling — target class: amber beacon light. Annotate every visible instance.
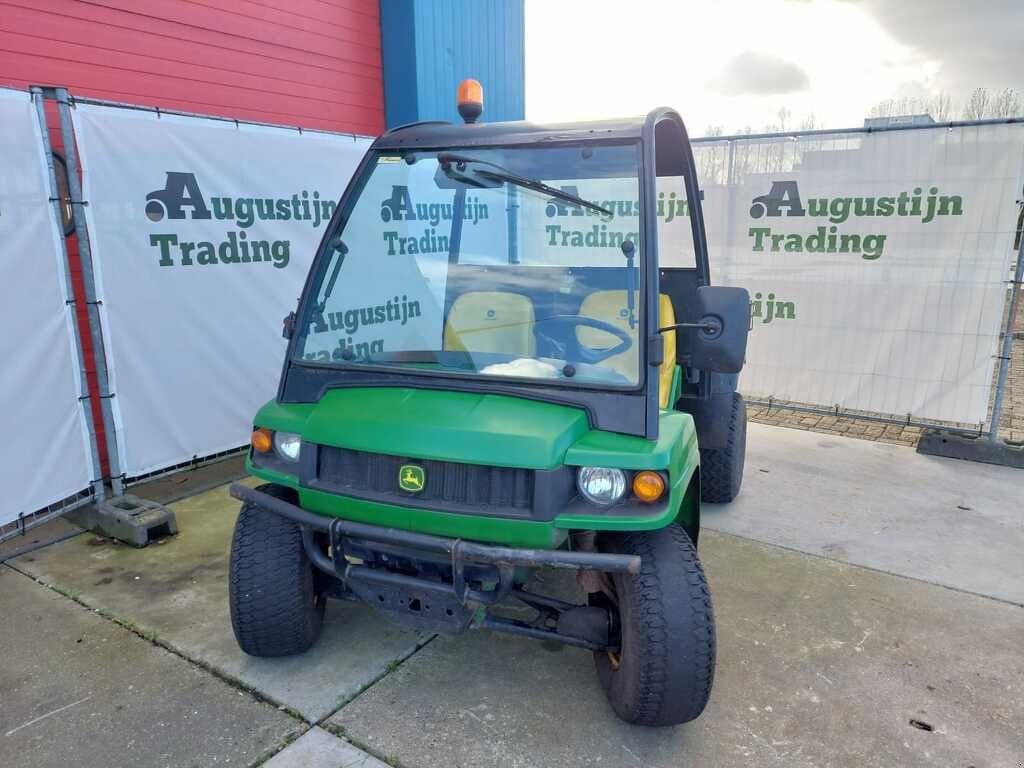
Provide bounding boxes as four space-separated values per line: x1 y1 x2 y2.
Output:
457 78 483 123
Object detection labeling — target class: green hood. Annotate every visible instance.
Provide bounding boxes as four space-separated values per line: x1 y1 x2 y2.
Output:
274 388 590 470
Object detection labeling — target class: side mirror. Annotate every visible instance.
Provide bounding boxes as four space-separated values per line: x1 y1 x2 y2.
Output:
689 285 750 373
282 311 296 340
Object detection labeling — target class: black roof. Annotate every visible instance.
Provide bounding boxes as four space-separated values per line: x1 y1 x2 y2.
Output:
373 115 654 150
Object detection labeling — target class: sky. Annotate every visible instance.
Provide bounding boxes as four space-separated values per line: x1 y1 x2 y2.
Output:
524 0 1024 135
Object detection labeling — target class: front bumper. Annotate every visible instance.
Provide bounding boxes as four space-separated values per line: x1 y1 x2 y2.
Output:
229 483 639 643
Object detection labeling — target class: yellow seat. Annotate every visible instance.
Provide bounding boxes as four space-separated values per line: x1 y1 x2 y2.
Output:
577 291 677 408
443 291 536 356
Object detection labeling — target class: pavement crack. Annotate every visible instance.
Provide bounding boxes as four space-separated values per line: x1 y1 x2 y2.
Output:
4 694 93 737
316 633 438 727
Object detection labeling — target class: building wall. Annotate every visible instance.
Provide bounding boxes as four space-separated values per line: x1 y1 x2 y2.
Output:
381 0 524 127
0 0 385 134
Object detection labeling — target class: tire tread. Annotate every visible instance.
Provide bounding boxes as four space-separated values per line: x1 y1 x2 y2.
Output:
700 392 747 503
228 484 324 657
596 524 716 726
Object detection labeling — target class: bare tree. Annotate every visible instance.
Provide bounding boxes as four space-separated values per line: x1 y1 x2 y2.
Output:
961 87 1023 119
696 126 728 185
962 88 991 120
926 91 953 122
777 106 791 132
869 96 909 118
867 87 1024 122
869 94 933 119
799 112 819 131
990 88 1023 118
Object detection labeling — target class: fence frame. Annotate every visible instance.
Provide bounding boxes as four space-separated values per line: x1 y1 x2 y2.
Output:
0 87 101 544
50 87 126 496
62 91 370 489
987 217 1024 441
692 117 1024 439
6 94 1022 533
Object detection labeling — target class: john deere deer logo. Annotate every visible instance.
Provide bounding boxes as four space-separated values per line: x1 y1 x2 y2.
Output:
399 464 425 492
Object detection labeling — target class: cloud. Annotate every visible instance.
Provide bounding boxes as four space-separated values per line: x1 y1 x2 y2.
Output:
711 51 810 96
852 0 1024 97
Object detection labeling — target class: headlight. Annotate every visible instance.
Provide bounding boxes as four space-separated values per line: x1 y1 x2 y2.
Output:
577 466 627 505
273 431 301 462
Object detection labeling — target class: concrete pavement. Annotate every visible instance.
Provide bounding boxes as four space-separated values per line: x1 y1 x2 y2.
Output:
330 530 1024 768
704 422 1024 605
2 423 1021 767
0 566 299 768
8 478 428 722
262 728 390 768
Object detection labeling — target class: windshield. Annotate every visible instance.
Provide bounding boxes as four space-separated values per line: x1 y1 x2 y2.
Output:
293 143 645 388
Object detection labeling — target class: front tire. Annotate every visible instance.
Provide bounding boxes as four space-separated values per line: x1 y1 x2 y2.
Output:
593 524 716 726
229 484 325 657
700 392 747 503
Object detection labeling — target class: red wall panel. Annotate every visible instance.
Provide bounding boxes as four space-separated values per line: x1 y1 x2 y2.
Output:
0 0 385 134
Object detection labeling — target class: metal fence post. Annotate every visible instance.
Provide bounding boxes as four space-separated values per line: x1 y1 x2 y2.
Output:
987 209 1024 442
30 86 106 504
53 87 124 496
722 139 737 283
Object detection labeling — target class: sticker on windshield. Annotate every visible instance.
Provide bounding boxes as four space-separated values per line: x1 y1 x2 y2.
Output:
377 155 402 164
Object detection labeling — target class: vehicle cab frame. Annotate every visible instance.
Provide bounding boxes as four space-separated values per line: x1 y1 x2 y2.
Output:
277 109 741 444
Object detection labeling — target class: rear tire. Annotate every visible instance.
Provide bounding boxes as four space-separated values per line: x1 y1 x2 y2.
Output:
699 392 746 503
593 524 716 726
229 484 325 657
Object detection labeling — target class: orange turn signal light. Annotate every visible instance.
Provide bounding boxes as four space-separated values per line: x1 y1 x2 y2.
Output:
632 471 666 503
251 428 273 454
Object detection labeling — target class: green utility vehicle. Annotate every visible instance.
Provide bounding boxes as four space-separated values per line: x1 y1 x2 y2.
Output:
229 85 750 727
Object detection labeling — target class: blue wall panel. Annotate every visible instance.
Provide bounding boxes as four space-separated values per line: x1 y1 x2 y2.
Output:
381 0 525 127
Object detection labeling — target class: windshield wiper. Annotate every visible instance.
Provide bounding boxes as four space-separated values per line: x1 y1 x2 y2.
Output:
314 238 348 313
437 153 613 217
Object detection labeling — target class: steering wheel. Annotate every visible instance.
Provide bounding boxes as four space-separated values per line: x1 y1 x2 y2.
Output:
535 314 634 364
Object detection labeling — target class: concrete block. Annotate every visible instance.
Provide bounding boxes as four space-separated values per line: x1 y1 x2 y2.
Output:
68 494 177 547
917 429 1024 469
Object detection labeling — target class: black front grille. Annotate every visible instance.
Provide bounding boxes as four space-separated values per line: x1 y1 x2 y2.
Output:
311 445 536 517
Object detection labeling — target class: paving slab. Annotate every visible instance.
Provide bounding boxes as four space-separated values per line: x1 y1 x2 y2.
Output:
9 480 426 722
330 530 1024 768
0 516 83 562
704 422 1024 605
129 454 248 505
262 727 389 768
0 565 299 768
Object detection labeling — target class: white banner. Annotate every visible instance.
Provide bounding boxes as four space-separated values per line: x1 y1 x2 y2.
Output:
689 125 1024 424
0 88 95 525
73 103 371 476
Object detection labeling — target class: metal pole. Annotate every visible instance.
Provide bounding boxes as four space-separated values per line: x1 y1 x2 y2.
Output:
692 115 1024 145
722 139 737 283
746 396 984 437
31 87 106 504
53 87 124 495
987 208 1024 442
506 185 519 264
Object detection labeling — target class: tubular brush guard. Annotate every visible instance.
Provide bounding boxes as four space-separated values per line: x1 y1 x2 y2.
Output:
229 482 640 645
